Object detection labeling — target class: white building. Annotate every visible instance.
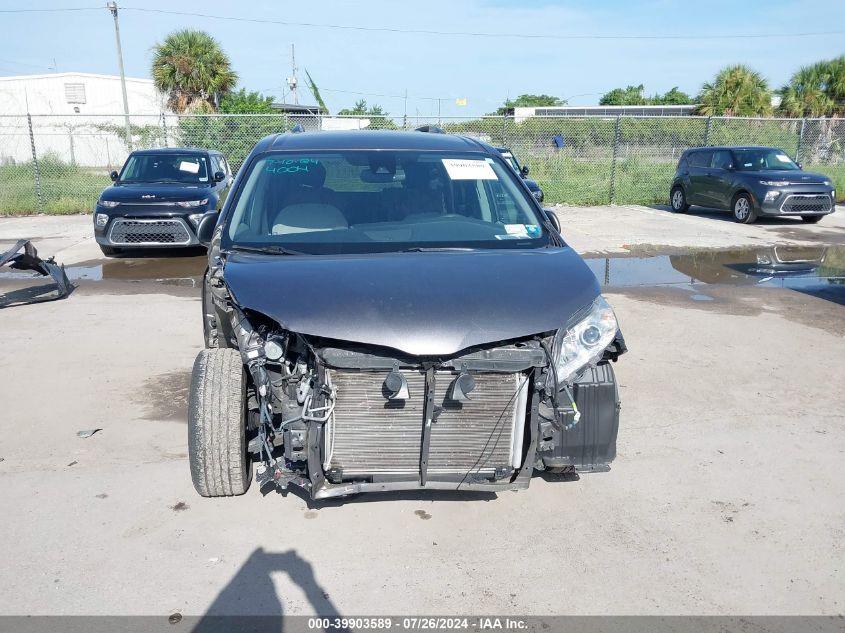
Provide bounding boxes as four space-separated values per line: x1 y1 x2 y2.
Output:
0 72 170 167
0 72 166 115
513 104 697 123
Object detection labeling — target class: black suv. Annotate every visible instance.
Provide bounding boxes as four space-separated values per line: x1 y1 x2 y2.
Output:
496 147 544 202
669 146 835 224
94 148 233 256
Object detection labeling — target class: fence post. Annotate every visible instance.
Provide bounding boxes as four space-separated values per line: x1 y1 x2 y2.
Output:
795 118 807 163
609 115 621 205
160 113 168 147
26 113 44 214
703 116 712 146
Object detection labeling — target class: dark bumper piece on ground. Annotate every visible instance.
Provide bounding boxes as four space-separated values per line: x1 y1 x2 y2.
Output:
0 239 72 306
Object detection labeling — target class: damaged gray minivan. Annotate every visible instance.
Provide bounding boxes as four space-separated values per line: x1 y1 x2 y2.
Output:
189 130 625 500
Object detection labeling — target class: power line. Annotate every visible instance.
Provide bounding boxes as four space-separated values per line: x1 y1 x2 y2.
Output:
119 7 845 41
0 6 100 12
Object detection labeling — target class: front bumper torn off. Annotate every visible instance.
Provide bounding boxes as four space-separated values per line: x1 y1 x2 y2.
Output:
0 239 72 306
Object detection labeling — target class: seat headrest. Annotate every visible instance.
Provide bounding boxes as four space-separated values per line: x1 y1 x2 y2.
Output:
272 203 347 235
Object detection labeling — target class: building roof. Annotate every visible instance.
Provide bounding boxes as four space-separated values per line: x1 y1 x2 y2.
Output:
0 72 154 84
263 130 490 152
270 102 328 115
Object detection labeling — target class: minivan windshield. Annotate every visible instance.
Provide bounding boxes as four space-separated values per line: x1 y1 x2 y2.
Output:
733 149 800 171
120 153 210 183
224 151 548 254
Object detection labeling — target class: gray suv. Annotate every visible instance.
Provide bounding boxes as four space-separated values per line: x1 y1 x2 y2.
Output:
669 146 836 224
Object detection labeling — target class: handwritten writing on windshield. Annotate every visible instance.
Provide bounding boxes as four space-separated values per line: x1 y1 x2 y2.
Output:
266 158 319 174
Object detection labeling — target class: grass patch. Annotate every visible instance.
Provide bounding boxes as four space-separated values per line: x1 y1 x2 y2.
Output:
0 158 108 216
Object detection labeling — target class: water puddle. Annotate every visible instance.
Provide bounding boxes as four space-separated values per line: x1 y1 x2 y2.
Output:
0 255 207 288
584 245 845 304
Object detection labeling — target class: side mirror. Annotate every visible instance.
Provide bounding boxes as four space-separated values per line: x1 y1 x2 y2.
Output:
543 208 560 233
213 170 226 183
109 170 119 181
520 165 530 176
196 212 219 246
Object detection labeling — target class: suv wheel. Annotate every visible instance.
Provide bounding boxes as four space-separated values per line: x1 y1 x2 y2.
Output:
670 186 689 213
801 215 823 224
188 348 251 497
732 193 757 224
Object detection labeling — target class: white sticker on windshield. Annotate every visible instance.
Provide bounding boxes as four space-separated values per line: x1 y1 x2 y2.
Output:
441 158 498 180
775 154 791 162
179 160 200 174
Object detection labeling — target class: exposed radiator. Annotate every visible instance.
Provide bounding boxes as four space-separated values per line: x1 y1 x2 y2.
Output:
325 369 528 479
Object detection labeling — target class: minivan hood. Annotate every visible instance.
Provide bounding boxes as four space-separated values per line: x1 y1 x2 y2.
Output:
101 183 209 203
223 247 600 356
746 170 830 184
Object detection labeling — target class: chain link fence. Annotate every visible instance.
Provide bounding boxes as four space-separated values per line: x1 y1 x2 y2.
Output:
1 113 843 215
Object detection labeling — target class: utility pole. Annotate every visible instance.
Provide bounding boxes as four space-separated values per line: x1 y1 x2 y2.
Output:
107 1 132 150
286 44 299 105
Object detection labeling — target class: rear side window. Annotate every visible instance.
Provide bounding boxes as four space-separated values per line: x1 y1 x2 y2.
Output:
688 151 714 168
711 150 733 170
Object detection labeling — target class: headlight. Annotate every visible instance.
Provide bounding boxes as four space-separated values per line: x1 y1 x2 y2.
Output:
187 213 205 227
176 198 208 208
94 213 109 227
99 200 120 208
823 180 831 186
764 190 781 202
759 180 789 186
554 295 619 383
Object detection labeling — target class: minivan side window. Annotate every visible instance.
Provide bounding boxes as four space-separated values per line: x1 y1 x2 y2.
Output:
711 150 733 170
688 151 714 168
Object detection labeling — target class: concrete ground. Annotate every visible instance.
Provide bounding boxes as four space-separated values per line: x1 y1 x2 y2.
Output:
0 206 843 618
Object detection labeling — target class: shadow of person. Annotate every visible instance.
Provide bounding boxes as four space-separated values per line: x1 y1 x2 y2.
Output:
192 548 347 633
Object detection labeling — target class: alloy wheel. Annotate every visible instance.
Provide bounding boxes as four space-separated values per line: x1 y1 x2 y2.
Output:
734 197 750 220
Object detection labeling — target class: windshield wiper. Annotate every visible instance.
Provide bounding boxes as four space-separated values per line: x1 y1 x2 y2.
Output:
399 246 475 253
230 244 308 256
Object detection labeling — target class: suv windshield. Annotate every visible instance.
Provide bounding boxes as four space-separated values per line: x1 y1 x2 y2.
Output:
120 153 210 183
224 151 548 254
733 149 800 171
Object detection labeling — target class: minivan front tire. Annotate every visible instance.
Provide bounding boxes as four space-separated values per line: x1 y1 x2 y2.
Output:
670 186 689 213
732 193 757 224
188 348 251 497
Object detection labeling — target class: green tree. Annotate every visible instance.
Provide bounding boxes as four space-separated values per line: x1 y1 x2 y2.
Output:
600 85 648 106
495 94 565 115
337 99 387 116
651 86 693 105
696 65 772 116
336 99 396 129
778 56 845 117
219 88 275 114
151 30 237 113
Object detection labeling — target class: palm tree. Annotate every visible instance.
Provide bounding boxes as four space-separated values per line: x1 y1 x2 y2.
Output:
152 30 238 113
778 56 845 117
696 65 772 117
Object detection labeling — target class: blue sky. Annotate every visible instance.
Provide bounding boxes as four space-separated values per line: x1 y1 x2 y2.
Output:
1 0 844 116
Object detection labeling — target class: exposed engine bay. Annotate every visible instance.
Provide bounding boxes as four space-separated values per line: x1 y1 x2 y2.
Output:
207 271 624 500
